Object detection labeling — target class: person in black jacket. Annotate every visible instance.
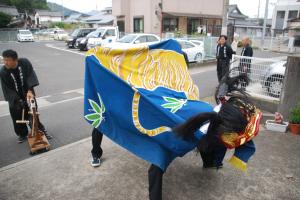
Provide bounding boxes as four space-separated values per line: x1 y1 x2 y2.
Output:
239 37 253 87
216 35 233 82
0 49 51 143
240 37 253 74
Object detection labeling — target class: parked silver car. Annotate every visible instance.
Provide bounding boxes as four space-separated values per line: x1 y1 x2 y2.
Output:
261 60 286 98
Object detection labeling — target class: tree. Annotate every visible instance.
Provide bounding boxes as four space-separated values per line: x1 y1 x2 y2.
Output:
1 0 49 13
0 11 12 28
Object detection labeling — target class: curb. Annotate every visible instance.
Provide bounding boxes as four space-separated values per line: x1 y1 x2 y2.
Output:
0 137 91 173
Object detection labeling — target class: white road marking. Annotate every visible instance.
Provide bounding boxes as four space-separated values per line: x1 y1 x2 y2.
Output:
45 44 85 56
0 89 84 118
190 66 215 75
62 88 84 95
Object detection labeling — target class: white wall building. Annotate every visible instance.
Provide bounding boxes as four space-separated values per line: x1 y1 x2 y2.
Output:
271 0 300 35
35 10 63 26
112 0 224 36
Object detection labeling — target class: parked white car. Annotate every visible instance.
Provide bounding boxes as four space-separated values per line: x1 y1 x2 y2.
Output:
86 26 119 50
105 33 160 49
176 39 205 63
261 60 286 98
53 30 68 41
17 30 34 42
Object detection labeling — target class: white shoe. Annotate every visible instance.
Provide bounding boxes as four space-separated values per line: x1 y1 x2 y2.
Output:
90 157 101 167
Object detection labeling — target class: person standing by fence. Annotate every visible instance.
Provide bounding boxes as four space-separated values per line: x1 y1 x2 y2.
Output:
216 35 233 82
240 37 253 74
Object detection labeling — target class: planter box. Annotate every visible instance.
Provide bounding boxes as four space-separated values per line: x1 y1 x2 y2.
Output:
265 120 289 133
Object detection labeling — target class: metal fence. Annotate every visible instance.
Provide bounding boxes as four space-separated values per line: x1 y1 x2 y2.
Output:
229 55 286 100
174 35 219 61
0 29 55 42
0 30 18 41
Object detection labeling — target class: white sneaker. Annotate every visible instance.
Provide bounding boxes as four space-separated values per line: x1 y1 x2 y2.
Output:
90 157 101 167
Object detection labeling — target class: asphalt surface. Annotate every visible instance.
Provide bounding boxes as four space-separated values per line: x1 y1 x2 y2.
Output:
0 41 218 168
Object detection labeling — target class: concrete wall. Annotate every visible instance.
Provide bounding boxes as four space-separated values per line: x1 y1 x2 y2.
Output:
271 0 300 32
112 0 224 35
40 16 62 23
113 0 131 33
163 0 223 17
178 17 187 34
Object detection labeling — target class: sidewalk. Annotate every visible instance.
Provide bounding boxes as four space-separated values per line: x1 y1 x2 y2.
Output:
0 126 300 200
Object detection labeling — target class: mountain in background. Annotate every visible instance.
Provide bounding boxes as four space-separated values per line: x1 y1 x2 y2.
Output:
47 2 82 17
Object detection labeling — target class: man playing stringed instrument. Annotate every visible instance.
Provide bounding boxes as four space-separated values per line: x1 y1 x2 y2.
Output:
0 49 52 143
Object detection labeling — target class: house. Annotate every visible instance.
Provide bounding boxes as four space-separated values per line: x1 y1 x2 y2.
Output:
0 4 18 17
64 13 90 23
0 4 19 18
286 18 300 46
112 0 224 36
271 0 300 36
228 4 271 37
83 7 115 28
35 10 63 26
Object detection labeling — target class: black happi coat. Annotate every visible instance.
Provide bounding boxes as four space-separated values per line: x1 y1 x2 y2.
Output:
216 43 233 82
0 58 39 108
240 44 253 74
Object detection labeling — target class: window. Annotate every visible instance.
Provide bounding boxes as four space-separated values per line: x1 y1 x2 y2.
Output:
288 10 298 19
134 18 144 33
277 11 285 19
163 18 178 32
106 29 116 36
135 36 147 43
179 41 194 49
147 35 159 42
276 11 285 29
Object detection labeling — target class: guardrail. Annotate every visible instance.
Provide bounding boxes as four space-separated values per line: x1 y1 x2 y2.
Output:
230 55 286 100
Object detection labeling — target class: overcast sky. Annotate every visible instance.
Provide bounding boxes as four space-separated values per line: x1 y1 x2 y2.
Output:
47 0 277 18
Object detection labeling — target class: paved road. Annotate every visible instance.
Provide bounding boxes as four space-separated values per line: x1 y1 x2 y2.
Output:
0 41 218 168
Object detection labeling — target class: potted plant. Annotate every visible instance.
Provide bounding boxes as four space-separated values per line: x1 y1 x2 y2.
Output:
289 102 300 135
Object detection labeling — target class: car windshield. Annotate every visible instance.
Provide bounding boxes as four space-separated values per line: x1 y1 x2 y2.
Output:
96 29 106 36
191 41 202 46
71 29 80 37
87 31 101 38
19 30 31 35
118 35 137 43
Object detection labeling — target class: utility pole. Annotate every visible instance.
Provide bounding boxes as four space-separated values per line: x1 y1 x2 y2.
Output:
61 0 64 21
257 0 261 18
221 0 229 35
261 0 269 49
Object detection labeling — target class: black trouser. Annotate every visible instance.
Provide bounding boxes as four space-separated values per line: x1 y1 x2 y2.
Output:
91 128 103 158
217 59 230 82
9 100 46 137
198 142 227 168
148 164 164 200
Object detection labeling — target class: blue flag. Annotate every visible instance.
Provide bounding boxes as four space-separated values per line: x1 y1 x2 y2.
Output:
84 39 213 171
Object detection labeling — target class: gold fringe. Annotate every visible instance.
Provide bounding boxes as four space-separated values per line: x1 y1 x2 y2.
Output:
228 156 247 172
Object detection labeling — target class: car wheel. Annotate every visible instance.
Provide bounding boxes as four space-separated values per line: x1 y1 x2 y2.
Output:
267 75 283 98
194 53 202 62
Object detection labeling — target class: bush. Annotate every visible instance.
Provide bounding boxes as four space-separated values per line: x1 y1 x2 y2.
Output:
290 102 300 124
0 12 12 28
49 22 73 30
